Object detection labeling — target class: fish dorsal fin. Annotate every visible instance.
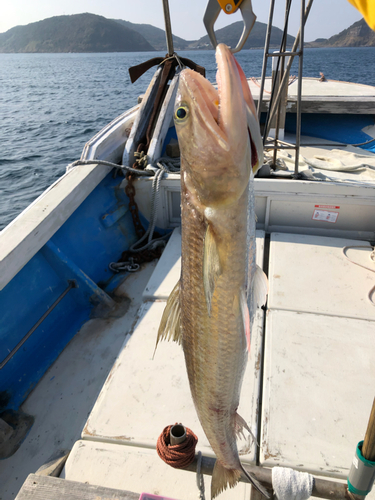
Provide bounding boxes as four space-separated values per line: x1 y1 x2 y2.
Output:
154 281 181 355
203 224 222 316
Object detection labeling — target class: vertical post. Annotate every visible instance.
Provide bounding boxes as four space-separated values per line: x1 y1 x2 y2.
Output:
363 398 375 461
257 0 276 121
348 398 375 497
162 0 174 56
264 0 314 139
294 0 305 176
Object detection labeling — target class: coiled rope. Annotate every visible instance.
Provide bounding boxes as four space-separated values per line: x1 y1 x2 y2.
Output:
156 424 198 469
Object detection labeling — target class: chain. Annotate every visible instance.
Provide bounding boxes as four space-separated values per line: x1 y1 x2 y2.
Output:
125 172 146 240
123 166 164 265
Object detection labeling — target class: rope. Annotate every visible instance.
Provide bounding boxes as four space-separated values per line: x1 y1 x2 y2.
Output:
129 167 170 253
196 451 206 500
342 245 375 306
156 424 198 469
66 159 154 176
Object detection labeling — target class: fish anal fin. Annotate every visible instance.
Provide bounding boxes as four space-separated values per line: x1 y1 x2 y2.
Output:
235 412 257 445
250 265 269 314
211 460 241 499
240 289 251 353
203 224 222 315
154 281 181 356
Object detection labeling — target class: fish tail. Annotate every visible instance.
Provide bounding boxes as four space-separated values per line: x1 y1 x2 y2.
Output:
240 464 270 499
211 460 241 499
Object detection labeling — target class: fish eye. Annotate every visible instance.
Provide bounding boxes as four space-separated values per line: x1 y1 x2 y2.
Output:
175 105 189 122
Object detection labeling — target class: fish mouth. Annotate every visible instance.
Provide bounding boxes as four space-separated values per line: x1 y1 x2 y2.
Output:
177 43 263 175
179 44 262 168
216 44 262 172
179 68 229 151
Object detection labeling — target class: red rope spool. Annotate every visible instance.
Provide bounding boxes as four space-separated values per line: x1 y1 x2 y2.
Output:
156 424 198 469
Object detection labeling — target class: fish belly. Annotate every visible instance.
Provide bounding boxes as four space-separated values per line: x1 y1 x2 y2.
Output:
180 174 249 468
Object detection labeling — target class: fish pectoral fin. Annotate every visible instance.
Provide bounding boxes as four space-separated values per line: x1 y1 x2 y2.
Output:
249 265 269 314
211 460 241 499
203 224 222 316
154 281 181 355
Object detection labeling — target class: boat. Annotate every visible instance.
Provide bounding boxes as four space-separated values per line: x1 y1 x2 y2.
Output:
1 0 375 499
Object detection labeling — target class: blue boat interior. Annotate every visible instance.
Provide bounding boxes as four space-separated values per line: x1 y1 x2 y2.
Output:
0 173 140 414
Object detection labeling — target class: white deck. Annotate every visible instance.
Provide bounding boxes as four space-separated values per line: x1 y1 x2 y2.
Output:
249 77 375 98
63 228 375 498
3 227 375 500
63 440 252 499
79 229 266 461
249 77 375 114
261 309 375 476
268 233 375 320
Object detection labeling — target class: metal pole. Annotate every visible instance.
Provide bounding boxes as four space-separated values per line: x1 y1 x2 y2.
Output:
294 0 305 176
0 280 76 370
162 0 174 56
273 0 289 165
264 0 314 140
257 0 276 120
183 453 357 499
363 397 375 461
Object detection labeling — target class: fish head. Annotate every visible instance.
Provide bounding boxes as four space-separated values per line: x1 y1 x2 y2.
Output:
174 43 263 208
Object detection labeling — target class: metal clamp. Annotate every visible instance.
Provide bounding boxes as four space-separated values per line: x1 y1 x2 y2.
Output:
203 0 256 53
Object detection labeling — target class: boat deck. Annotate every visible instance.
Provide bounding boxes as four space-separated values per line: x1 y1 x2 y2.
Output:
3 228 375 500
60 228 373 499
249 76 375 114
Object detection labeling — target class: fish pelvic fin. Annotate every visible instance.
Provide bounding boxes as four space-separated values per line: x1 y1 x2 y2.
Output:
250 265 269 315
154 281 181 357
211 460 241 499
203 224 222 316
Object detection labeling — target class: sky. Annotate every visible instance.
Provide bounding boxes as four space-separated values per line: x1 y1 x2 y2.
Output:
1 0 363 43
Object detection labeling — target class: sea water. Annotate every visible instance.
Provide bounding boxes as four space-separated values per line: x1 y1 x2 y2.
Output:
1 47 375 230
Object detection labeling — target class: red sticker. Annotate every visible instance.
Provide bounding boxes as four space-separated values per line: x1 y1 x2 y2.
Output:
314 205 340 209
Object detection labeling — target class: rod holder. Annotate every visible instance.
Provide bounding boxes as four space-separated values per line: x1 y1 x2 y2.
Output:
348 441 375 496
170 424 186 445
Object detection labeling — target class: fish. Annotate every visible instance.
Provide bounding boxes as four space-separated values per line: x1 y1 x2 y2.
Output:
156 43 269 498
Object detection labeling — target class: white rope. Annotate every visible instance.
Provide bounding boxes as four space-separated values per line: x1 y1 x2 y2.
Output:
129 167 169 253
272 467 313 500
342 245 375 306
66 159 153 176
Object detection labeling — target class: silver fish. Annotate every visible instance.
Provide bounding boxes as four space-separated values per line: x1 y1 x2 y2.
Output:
156 43 268 498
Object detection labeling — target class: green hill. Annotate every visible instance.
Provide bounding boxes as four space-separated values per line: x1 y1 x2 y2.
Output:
2 13 369 54
113 19 192 51
307 19 375 47
0 13 154 53
189 21 295 49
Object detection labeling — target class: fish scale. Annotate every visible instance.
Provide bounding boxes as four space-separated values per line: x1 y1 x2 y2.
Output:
181 186 249 470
